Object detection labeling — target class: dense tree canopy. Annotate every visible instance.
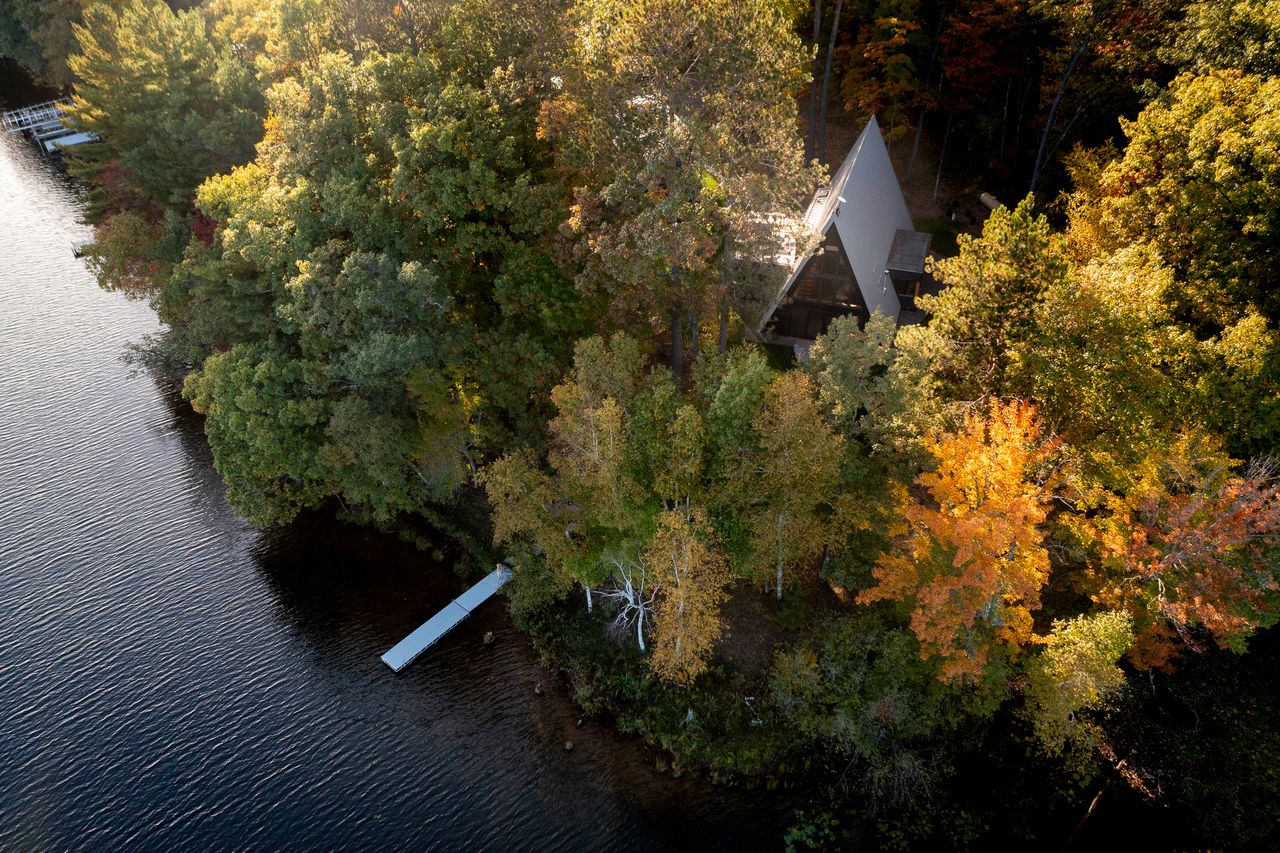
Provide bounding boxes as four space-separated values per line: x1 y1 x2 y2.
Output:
543 0 818 377
1079 70 1280 325
14 0 1278 845
170 34 593 524
66 0 267 217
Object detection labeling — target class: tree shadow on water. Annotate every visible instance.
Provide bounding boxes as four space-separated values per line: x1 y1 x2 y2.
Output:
248 512 468 663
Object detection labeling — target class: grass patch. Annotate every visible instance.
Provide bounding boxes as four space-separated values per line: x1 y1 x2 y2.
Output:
914 215 962 257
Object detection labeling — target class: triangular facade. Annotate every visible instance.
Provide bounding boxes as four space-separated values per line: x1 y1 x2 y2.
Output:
761 116 925 344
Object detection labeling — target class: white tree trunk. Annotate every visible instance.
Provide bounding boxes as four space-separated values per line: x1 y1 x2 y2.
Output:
775 519 785 601
599 550 655 652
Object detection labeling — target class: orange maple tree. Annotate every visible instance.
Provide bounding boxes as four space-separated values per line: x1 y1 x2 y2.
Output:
859 400 1060 682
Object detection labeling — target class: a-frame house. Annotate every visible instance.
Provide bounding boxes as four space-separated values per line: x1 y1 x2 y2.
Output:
760 116 930 347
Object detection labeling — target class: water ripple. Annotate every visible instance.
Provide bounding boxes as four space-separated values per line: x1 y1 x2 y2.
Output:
0 128 790 851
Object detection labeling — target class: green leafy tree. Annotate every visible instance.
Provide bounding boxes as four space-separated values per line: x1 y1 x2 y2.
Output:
1022 611 1133 763
906 198 1070 402
283 248 471 520
480 450 585 597
629 372 706 510
1081 71 1280 325
156 218 283 367
702 346 775 481
544 0 817 378
182 245 467 526
808 311 939 467
1068 70 1280 454
770 613 955 810
183 344 334 526
66 0 267 218
178 46 591 523
0 0 91 86
1010 246 1198 489
483 334 649 611
728 371 844 599
433 0 573 87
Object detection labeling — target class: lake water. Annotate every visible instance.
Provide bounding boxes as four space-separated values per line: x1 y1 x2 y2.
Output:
0 119 789 850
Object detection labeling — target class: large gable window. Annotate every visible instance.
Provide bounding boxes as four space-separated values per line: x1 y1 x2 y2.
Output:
792 229 857 308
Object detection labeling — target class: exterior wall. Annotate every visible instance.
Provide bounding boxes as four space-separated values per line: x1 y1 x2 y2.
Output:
830 118 914 322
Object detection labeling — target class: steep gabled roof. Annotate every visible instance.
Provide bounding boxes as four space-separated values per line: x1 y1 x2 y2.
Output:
760 116 915 332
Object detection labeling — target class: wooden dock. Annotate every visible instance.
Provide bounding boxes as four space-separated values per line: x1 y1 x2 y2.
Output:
381 565 512 672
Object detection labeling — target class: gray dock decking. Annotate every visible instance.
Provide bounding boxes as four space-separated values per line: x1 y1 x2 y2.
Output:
2 100 99 152
381 565 512 672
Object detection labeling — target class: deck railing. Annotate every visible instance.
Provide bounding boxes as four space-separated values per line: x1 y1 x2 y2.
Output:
1 99 71 133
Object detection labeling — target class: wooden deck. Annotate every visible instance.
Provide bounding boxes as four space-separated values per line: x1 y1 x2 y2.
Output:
381 565 512 672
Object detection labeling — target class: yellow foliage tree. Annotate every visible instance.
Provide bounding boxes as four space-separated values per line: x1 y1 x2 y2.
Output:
737 371 844 600
859 400 1060 682
548 389 641 535
645 509 731 684
481 334 648 610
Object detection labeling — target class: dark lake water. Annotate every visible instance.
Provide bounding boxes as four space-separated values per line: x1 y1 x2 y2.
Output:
0 121 791 849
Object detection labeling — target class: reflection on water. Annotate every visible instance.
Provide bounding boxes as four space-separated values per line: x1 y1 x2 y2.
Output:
0 106 790 848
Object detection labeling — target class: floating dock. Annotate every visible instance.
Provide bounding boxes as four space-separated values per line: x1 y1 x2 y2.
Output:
381 565 512 672
1 99 98 152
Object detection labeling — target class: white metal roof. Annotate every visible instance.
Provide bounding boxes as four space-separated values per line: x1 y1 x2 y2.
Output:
760 116 916 330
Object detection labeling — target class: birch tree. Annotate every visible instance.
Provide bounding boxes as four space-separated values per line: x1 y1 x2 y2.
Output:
597 547 656 651
645 509 731 683
482 335 649 612
732 372 844 599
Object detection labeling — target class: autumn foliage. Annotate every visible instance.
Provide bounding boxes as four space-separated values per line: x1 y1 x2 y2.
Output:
1088 446 1280 669
31 0 1280 833
732 371 843 599
83 210 169 296
645 509 732 684
860 400 1060 682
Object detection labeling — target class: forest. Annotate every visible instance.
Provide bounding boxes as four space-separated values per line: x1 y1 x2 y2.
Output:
2 0 1278 846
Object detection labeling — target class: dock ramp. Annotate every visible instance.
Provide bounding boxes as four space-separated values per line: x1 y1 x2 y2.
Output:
381 565 512 672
